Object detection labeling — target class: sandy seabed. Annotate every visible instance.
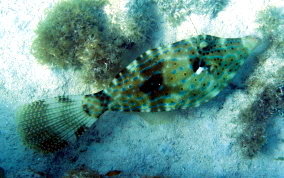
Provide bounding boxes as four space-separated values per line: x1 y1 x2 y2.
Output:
0 0 283 177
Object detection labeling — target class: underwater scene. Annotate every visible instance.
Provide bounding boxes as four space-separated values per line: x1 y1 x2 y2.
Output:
0 0 283 177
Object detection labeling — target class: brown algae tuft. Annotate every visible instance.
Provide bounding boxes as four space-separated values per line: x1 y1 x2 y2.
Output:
237 68 284 158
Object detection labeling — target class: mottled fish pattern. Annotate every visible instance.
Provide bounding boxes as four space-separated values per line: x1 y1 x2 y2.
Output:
17 35 261 152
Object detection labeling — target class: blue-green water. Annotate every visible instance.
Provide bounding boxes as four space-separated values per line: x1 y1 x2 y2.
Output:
0 0 283 177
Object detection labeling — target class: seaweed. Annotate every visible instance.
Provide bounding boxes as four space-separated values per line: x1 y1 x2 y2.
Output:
32 0 109 68
235 6 284 157
32 0 155 88
237 68 284 158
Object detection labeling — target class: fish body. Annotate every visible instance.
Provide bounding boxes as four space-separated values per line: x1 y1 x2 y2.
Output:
84 35 259 115
17 35 261 152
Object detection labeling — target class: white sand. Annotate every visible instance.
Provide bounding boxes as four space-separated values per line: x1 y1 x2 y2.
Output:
0 0 283 177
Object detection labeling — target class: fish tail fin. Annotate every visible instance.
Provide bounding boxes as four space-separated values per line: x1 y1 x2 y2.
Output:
16 92 109 153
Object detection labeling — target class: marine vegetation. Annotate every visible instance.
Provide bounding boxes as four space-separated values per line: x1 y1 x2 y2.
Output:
17 34 264 153
32 0 153 88
32 0 108 68
234 6 284 158
237 67 284 158
153 0 229 26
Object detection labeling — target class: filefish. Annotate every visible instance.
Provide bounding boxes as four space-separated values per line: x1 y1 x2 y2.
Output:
17 35 262 153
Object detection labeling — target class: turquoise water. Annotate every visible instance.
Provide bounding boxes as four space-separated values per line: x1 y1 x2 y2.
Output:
0 0 283 177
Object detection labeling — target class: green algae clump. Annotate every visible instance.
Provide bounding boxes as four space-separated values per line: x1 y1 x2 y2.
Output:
32 0 143 87
237 68 284 158
32 0 108 68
